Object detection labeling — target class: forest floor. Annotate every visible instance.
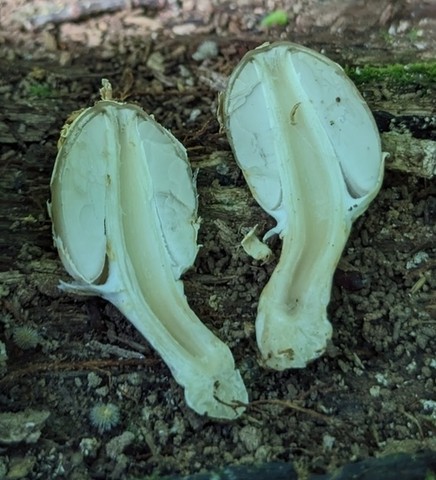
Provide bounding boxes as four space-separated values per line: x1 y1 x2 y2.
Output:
0 0 435 479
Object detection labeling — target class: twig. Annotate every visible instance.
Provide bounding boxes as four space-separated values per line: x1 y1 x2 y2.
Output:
0 357 157 388
214 396 333 423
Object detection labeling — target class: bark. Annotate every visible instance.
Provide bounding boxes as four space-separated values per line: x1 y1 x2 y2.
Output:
164 451 436 480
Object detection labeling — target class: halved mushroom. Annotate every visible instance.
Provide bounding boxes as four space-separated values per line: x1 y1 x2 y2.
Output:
49 80 248 418
219 42 385 370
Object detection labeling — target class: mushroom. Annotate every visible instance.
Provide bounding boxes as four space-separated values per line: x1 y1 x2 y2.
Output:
219 42 385 370
49 80 247 418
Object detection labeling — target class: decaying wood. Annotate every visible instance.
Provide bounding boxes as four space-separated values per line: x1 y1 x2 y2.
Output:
27 0 167 30
0 44 434 273
382 131 435 178
164 451 436 480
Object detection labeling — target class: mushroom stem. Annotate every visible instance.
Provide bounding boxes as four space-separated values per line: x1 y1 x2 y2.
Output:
255 91 347 369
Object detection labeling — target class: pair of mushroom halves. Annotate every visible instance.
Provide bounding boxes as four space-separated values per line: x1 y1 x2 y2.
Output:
49 42 385 419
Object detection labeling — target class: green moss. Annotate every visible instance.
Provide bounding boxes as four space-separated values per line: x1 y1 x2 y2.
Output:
260 10 288 27
345 62 436 87
27 82 54 98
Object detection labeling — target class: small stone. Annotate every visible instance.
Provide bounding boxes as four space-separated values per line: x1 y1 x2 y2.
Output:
80 437 100 458
95 386 109 397
87 372 102 388
5 456 36 479
421 399 436 419
375 373 389 386
369 385 381 397
238 425 261 453
106 431 135 459
0 409 50 445
127 372 142 386
322 434 335 451
192 41 218 61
